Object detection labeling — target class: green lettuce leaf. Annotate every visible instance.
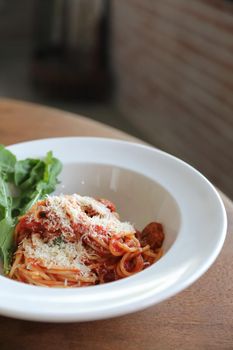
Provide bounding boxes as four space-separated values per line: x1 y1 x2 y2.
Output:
0 146 62 273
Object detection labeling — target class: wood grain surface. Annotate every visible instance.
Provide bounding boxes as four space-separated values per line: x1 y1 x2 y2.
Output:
0 98 232 350
0 98 138 145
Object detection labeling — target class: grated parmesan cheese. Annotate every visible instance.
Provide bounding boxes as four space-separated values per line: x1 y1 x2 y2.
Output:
22 234 94 277
19 194 136 276
43 194 135 236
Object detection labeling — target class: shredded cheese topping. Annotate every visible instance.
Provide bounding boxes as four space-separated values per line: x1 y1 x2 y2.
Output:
22 234 94 277
28 194 135 237
20 194 136 276
47 194 134 233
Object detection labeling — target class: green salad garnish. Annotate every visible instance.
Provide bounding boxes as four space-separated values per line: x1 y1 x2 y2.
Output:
0 145 62 273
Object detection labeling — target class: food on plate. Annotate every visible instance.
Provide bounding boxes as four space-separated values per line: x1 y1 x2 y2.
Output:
0 145 165 288
9 194 165 287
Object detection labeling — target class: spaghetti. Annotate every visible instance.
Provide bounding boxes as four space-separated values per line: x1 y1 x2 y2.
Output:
9 194 165 287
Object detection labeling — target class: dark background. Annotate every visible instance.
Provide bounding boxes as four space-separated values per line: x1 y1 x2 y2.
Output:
0 0 233 198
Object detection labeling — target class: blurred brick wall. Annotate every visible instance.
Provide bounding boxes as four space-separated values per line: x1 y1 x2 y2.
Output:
112 0 233 198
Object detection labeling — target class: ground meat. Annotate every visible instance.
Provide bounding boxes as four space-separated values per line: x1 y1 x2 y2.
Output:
138 222 165 250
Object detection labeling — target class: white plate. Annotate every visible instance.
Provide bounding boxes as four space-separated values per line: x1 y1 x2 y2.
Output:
0 137 227 322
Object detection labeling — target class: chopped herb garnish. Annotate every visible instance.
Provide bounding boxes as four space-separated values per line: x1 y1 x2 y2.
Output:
52 236 64 246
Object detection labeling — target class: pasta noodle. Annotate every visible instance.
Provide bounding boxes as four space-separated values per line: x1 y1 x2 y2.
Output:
9 194 165 287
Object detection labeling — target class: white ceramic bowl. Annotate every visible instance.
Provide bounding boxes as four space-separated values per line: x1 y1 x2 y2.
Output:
0 137 227 322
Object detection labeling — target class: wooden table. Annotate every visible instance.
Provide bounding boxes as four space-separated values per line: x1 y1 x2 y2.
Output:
0 99 232 350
